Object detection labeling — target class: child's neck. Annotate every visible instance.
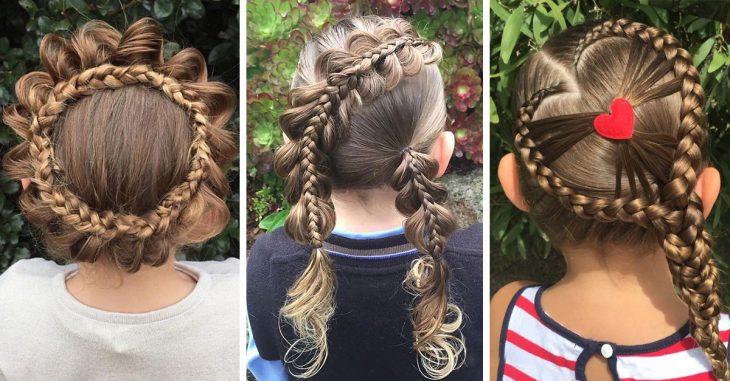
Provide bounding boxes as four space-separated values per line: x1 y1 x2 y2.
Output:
65 255 197 313
331 187 406 233
542 244 689 344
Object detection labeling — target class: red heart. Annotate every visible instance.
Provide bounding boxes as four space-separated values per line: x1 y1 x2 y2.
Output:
593 98 634 140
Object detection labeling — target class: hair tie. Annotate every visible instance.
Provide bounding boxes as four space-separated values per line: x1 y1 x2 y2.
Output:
400 146 413 156
594 98 635 140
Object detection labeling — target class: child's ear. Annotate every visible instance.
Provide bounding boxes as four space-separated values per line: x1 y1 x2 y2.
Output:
694 167 721 218
433 131 455 177
498 153 529 212
21 178 30 190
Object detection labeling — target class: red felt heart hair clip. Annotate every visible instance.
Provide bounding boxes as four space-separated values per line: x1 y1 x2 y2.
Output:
593 98 634 140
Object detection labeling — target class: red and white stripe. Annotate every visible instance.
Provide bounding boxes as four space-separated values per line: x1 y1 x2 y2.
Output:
615 315 730 381
500 286 730 381
502 287 582 380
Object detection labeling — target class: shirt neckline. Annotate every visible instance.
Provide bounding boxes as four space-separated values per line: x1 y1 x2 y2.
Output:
52 262 212 325
533 285 691 355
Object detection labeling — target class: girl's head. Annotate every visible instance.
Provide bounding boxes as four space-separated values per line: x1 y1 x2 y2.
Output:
274 16 462 379
501 19 727 377
2 18 236 272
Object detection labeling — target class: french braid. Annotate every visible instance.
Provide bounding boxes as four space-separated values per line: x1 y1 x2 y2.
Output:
274 17 463 379
3 18 236 272
516 19 728 379
393 148 462 378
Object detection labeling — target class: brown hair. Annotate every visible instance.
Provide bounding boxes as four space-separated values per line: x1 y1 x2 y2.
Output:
274 16 463 379
513 19 728 378
2 18 236 272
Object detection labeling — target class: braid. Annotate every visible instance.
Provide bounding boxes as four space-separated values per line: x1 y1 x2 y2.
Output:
274 18 461 379
26 65 212 240
3 18 235 273
518 19 729 379
392 148 462 379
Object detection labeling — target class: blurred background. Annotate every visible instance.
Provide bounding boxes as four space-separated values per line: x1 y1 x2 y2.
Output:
490 0 730 299
246 0 484 250
0 0 240 274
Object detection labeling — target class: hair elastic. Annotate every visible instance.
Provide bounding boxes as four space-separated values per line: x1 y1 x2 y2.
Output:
400 146 414 156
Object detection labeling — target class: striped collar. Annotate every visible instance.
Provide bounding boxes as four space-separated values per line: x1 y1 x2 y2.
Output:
498 285 728 381
324 226 417 260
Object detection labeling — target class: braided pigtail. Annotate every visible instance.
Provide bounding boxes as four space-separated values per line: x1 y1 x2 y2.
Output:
3 18 235 273
516 19 728 379
390 148 462 379
274 17 456 378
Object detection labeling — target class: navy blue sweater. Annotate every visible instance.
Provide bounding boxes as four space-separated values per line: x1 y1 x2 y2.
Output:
246 224 483 380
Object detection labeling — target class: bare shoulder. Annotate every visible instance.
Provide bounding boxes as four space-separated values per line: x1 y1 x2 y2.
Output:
489 280 538 381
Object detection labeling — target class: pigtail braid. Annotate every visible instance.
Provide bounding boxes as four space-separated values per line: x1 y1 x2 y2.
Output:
275 29 433 377
274 18 460 378
391 148 462 379
519 19 728 379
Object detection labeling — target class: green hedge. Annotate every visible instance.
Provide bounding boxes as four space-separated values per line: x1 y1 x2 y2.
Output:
0 0 240 273
490 0 730 293
246 0 484 247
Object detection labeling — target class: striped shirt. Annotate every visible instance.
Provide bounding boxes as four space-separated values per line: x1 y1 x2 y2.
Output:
497 285 730 381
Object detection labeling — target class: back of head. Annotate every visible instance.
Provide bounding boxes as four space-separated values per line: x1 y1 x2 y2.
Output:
274 16 463 379
3 18 236 272
512 19 727 377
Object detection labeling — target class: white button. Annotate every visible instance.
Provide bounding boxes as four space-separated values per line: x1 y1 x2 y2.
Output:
600 343 614 358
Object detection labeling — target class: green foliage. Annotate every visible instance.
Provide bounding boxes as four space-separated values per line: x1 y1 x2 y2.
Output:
491 0 730 291
247 0 484 240
0 0 240 273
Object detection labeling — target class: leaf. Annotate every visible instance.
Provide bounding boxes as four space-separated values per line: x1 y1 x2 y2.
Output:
491 205 511 241
54 19 71 32
259 208 289 231
517 237 527 259
500 224 523 255
37 16 52 33
693 38 715 67
163 42 181 60
545 0 567 31
2 180 19 195
183 0 205 19
153 0 175 19
66 0 90 18
687 17 711 33
500 5 524 64
532 5 552 46
490 96 499 124
252 123 278 148
570 2 585 26
490 0 511 22
18 0 38 15
308 1 331 29
708 52 726 73
208 42 233 65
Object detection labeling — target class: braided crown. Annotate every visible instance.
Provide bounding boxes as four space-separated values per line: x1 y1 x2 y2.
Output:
25 64 213 239
3 18 236 272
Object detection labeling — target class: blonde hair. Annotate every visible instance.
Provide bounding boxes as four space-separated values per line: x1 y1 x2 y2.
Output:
274 16 464 379
2 18 236 272
513 19 728 378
